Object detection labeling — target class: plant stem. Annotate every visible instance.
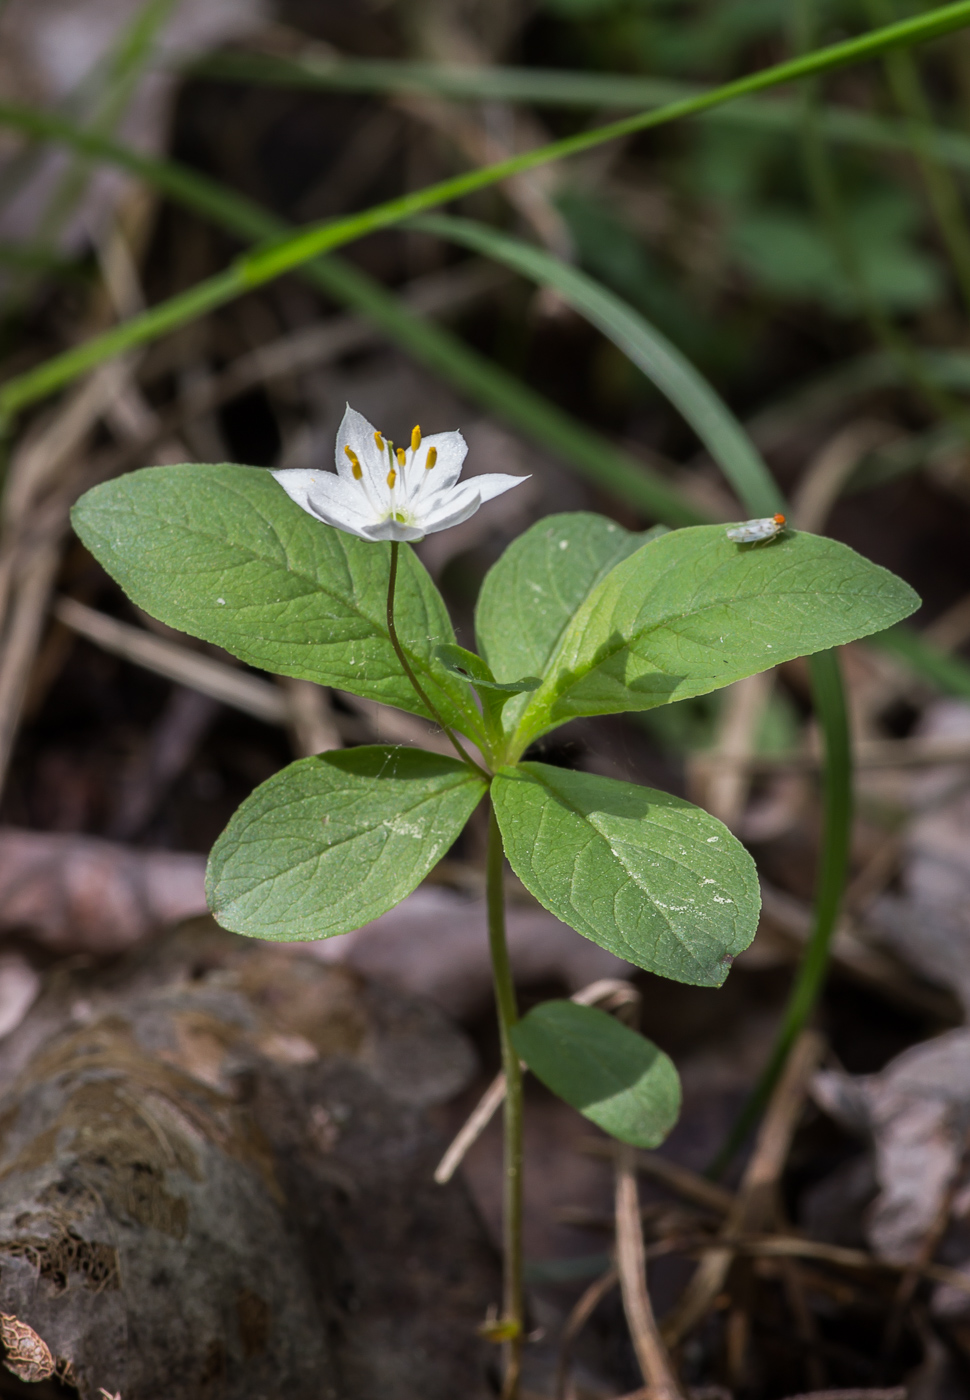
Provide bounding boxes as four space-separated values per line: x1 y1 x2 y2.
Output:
708 647 851 1176
486 797 524 1400
385 540 487 774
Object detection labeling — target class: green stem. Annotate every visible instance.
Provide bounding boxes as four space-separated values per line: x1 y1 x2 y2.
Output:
385 541 487 774
5 0 970 421
709 648 851 1177
486 797 524 1400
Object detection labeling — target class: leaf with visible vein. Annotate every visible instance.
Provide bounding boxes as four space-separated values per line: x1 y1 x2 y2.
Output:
510 1000 681 1147
72 464 484 740
492 761 760 987
207 746 488 939
511 524 919 749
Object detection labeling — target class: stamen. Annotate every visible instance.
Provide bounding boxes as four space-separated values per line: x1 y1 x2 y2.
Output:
396 447 406 467
374 431 384 451
387 468 397 489
411 425 422 452
426 445 437 470
344 445 363 481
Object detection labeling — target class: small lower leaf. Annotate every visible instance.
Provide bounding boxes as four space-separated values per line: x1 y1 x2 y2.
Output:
510 1000 680 1148
207 745 486 940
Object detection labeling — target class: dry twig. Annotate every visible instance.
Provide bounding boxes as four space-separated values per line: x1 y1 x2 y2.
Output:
614 1143 685 1400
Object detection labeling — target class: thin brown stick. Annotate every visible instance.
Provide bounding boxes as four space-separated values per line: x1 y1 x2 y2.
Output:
615 1144 685 1400
779 1391 906 1400
54 598 289 725
578 1138 735 1217
0 540 63 788
692 671 774 829
434 1071 507 1185
281 679 343 756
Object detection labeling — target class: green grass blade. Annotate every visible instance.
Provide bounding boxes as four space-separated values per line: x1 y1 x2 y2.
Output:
304 257 701 524
0 101 699 524
413 214 783 515
4 0 970 422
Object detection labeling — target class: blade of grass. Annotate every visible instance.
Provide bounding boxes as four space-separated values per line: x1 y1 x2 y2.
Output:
0 103 701 523
412 214 783 515
708 649 851 1176
4 0 970 423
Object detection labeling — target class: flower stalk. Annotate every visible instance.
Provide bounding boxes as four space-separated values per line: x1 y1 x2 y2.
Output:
385 541 487 774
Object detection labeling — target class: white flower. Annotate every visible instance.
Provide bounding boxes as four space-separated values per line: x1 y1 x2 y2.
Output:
271 404 528 543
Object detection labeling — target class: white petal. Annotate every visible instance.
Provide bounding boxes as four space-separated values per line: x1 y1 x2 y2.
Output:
360 517 427 543
419 473 530 536
473 472 530 504
272 468 374 539
416 481 486 535
334 403 387 488
407 428 467 496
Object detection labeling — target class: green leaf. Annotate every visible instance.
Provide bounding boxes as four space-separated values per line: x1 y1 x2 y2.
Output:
475 513 663 724
510 1000 681 1148
71 464 484 741
435 642 539 733
207 745 487 940
511 524 919 750
434 643 539 693
492 762 760 987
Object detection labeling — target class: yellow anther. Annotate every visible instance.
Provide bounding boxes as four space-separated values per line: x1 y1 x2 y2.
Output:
411 425 422 452
387 468 397 489
374 430 384 451
396 447 406 467
425 445 437 470
352 462 362 480
344 446 362 480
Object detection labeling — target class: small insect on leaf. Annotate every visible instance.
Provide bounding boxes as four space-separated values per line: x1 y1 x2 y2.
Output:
725 513 787 545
